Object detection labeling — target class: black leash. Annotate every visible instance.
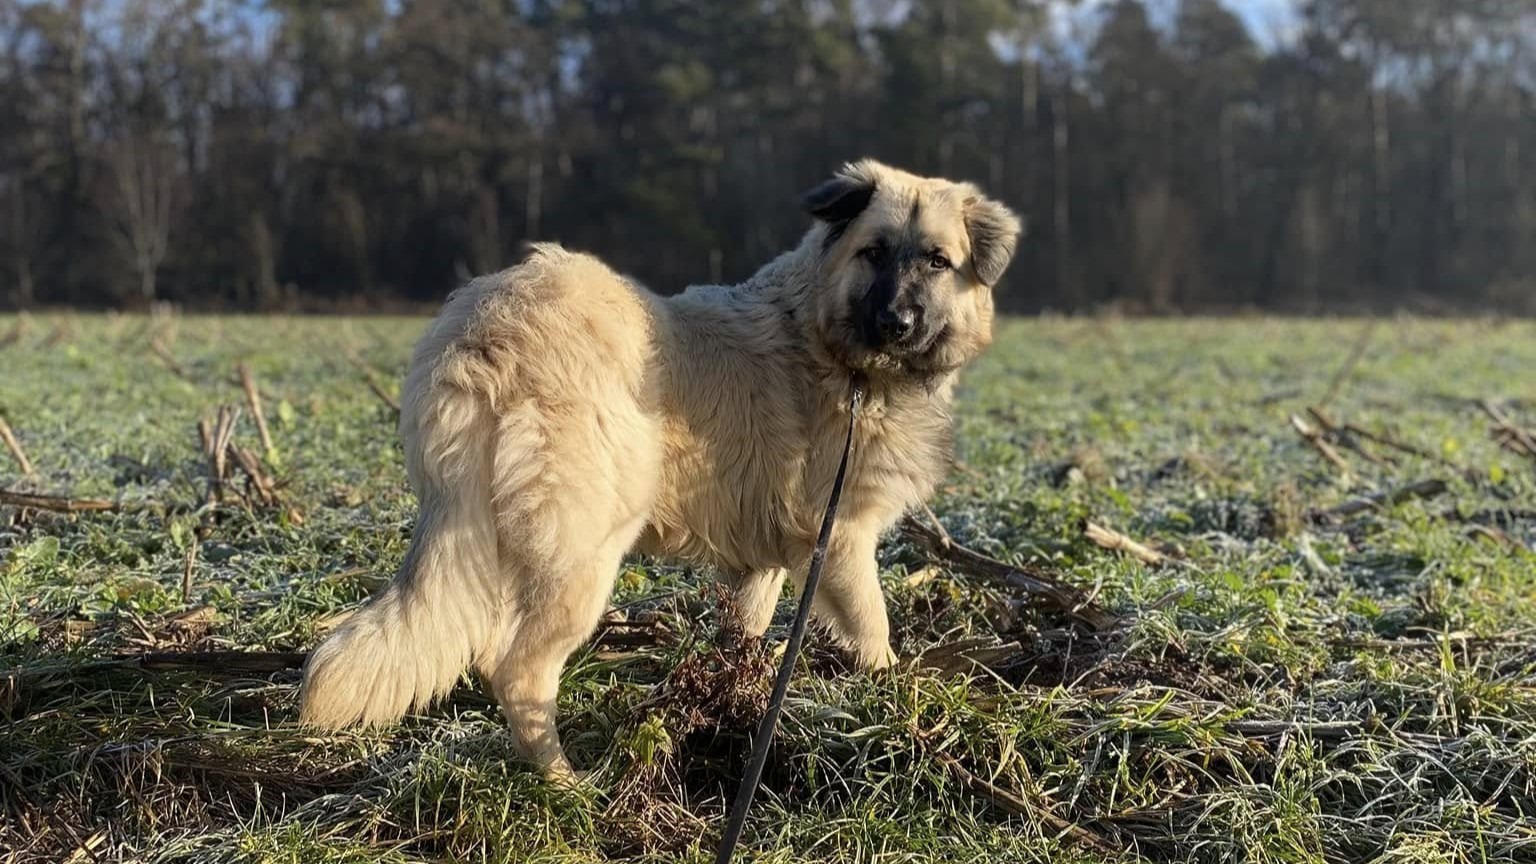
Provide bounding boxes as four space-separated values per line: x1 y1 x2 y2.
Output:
714 379 865 864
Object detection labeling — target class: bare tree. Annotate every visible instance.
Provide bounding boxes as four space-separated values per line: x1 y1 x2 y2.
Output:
0 173 38 306
107 131 177 303
248 212 280 309
2 0 1535 312
1130 178 1197 312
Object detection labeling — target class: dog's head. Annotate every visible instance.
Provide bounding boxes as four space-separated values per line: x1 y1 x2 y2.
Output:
803 160 1022 379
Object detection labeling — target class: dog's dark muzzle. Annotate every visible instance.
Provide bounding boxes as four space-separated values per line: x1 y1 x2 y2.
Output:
860 296 928 353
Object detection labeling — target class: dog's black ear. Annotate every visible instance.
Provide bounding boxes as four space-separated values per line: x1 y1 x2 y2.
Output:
963 193 1023 287
802 164 877 227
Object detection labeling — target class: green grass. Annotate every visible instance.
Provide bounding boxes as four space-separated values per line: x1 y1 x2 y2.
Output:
2 313 1535 863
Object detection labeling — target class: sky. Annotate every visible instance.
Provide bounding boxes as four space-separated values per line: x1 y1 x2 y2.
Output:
1058 0 1302 48
1221 0 1300 42
88 0 1308 63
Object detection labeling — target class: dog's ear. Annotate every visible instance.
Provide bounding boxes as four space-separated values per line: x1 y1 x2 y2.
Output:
802 163 878 227
962 192 1023 287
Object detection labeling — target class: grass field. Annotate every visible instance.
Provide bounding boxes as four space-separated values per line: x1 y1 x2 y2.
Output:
2 313 1535 864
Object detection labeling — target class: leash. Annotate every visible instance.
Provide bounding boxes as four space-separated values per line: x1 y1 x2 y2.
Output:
714 378 865 864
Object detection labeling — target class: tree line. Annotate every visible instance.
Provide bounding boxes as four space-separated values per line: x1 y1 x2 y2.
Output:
2 0 1534 314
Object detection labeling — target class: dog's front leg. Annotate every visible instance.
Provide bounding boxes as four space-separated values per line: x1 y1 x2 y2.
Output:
794 528 896 670
730 567 788 637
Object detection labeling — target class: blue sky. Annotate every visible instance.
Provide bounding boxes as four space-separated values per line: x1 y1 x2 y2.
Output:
96 0 1306 60
1060 0 1301 47
1224 0 1299 40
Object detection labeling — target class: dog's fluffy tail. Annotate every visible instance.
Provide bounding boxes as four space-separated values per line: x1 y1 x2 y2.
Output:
300 341 503 729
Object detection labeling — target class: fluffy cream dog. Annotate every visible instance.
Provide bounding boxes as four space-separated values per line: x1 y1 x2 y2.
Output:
299 160 1021 780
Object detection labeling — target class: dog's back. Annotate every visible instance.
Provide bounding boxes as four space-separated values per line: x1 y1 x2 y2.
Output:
299 244 664 779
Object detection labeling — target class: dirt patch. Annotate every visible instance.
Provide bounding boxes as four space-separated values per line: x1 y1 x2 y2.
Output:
603 587 775 856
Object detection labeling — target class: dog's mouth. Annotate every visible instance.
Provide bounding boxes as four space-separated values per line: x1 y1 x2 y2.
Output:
906 324 953 369
833 316 953 376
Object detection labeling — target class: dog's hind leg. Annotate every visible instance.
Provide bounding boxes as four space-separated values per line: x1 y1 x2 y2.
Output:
477 514 647 782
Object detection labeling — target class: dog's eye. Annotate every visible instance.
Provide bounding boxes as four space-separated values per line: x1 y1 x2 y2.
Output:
928 253 952 271
858 245 887 266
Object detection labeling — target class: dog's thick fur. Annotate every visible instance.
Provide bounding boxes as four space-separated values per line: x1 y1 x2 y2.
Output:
299 160 1022 779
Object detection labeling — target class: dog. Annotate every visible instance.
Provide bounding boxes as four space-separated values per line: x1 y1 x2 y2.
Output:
298 159 1022 781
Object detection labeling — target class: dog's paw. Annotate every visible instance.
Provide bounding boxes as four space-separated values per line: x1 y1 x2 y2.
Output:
537 753 595 790
543 763 595 791
851 641 898 673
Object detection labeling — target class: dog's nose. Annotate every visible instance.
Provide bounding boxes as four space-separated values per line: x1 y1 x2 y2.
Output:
875 306 916 343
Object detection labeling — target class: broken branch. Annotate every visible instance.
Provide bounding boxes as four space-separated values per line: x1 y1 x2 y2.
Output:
1479 399 1536 460
182 541 199 603
1318 320 1376 409
0 416 34 477
1290 414 1351 474
363 368 401 415
899 515 1117 631
228 443 280 508
1083 520 1167 566
1306 406 1391 467
238 362 275 456
150 336 192 381
1311 479 1449 522
0 490 129 513
936 754 1121 856
4 651 310 690
920 502 953 550
201 406 242 504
